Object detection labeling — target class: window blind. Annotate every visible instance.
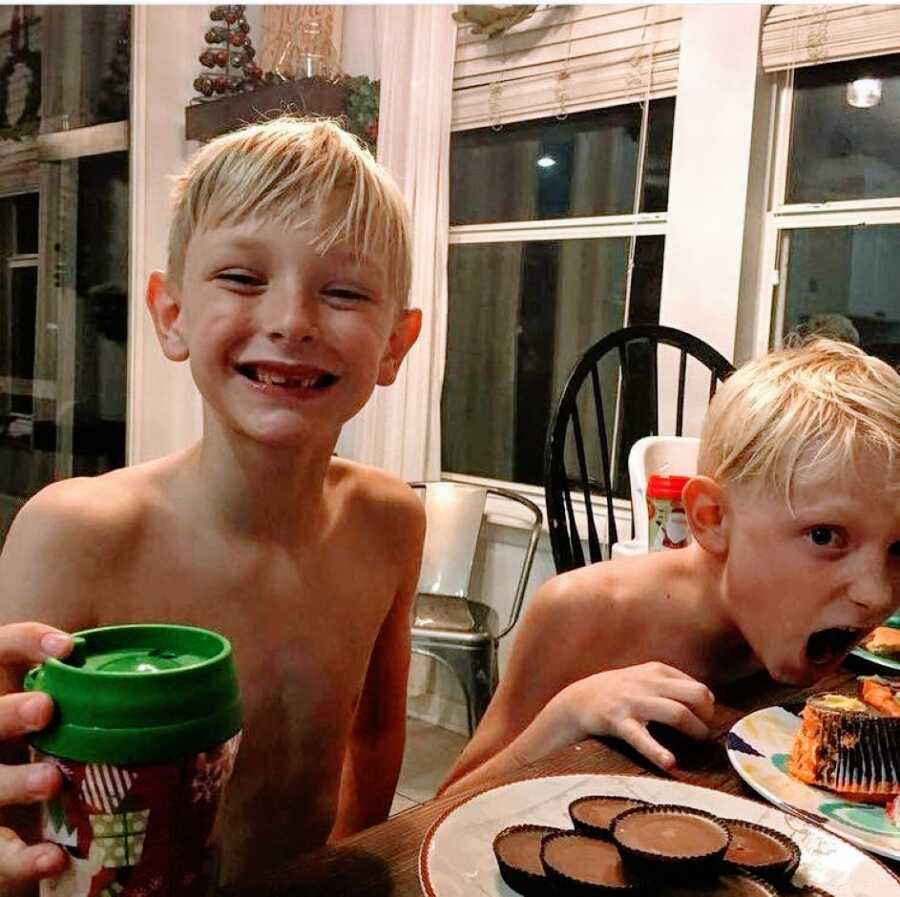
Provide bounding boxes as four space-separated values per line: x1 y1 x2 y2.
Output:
452 4 682 131
761 4 900 72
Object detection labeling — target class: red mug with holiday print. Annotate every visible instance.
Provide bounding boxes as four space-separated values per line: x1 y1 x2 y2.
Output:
25 625 242 897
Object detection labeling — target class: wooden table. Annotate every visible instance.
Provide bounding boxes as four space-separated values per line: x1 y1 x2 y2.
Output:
224 659 898 896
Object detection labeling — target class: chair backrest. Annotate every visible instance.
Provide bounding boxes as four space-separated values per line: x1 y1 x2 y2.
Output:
411 482 543 639
414 482 487 599
628 436 700 545
544 324 734 573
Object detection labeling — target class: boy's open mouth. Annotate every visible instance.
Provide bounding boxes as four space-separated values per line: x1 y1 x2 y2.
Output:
235 363 338 390
805 626 864 666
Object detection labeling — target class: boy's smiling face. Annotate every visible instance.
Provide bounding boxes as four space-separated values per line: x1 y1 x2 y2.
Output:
148 198 420 447
720 457 900 685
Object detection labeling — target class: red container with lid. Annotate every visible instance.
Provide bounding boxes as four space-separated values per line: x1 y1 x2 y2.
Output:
647 474 692 551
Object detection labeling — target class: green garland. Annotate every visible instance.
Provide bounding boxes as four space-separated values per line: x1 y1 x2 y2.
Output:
341 75 379 150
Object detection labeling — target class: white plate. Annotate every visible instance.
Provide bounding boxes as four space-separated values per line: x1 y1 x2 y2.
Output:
728 705 900 863
850 614 900 673
418 773 899 897
851 645 900 674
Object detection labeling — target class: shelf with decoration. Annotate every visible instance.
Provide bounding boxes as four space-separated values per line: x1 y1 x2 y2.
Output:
183 5 378 147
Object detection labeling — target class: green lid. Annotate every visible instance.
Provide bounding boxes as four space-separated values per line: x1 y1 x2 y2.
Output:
24 624 242 764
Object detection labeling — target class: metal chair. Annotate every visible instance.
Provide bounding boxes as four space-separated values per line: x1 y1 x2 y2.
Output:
409 482 542 735
544 324 734 573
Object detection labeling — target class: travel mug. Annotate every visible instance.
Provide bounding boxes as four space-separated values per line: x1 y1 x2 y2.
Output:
647 474 692 551
24 624 242 897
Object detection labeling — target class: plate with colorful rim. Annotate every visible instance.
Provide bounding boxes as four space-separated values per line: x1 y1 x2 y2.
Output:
418 773 898 897
850 612 900 673
727 705 900 862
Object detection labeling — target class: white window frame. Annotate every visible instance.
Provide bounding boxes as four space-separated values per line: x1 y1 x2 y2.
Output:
755 69 900 357
442 102 674 540
0 192 41 436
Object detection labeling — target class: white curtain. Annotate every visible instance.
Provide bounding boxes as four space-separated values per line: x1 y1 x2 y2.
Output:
336 4 456 481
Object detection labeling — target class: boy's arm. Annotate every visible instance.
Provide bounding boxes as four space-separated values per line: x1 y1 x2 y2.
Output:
437 569 713 796
0 480 112 630
0 483 113 891
440 661 714 797
438 574 605 792
329 491 425 840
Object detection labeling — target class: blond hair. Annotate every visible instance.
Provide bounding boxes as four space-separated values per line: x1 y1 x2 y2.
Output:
167 116 412 305
698 338 900 500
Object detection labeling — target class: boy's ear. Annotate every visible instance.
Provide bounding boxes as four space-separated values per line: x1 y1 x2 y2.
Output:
683 476 729 556
377 308 422 386
146 271 189 362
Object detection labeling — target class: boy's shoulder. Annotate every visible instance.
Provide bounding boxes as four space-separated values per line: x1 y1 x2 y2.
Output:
536 551 686 624
326 457 425 543
0 464 165 624
5 463 166 566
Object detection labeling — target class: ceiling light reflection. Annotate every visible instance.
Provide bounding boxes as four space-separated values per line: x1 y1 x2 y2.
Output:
846 78 882 109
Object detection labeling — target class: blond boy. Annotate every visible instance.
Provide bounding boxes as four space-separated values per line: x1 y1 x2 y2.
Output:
0 118 424 891
443 339 900 795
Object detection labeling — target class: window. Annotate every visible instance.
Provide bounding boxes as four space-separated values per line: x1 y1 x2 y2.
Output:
0 5 130 544
0 193 39 420
443 98 674 486
766 53 900 365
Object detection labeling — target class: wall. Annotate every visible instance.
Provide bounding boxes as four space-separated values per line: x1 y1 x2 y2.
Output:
340 5 380 78
127 6 208 465
659 4 766 362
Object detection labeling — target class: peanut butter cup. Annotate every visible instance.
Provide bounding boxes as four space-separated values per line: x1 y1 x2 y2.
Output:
493 824 564 896
722 820 800 881
569 796 649 841
611 804 730 880
540 831 646 895
664 870 781 896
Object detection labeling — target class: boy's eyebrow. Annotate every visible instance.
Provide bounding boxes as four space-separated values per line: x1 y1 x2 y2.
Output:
319 248 386 278
205 234 269 255
792 494 895 521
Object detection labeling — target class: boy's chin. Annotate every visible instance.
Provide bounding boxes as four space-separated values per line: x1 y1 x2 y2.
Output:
771 667 819 687
767 655 841 687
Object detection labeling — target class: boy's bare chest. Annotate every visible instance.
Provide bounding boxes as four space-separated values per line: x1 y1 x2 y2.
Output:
82 528 401 873
92 528 397 733
105 533 390 664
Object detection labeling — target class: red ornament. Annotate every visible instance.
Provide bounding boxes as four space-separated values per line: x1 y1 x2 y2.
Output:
224 12 237 25
215 49 229 67
229 32 246 46
212 75 228 93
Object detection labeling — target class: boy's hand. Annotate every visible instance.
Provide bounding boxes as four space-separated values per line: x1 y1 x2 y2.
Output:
554 662 715 772
0 623 73 886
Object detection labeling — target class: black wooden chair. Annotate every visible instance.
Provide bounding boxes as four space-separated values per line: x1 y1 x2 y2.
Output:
544 325 735 574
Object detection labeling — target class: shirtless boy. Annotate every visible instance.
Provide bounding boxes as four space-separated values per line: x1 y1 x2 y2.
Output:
443 338 900 795
0 118 425 891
